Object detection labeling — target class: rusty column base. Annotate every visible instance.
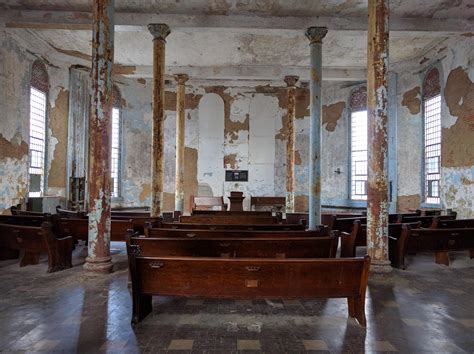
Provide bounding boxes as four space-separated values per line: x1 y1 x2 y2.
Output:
369 259 392 273
83 256 113 273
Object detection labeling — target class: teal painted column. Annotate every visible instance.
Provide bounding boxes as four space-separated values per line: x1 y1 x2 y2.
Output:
305 27 327 230
85 0 115 273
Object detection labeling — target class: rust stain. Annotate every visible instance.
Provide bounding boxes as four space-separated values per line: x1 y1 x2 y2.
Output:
313 179 321 195
112 65 136 75
224 153 238 169
165 91 202 111
137 78 146 85
461 32 474 37
442 66 474 168
461 176 474 185
397 194 421 212
401 86 421 115
184 147 198 214
295 150 302 166
322 101 346 132
294 195 309 212
139 183 151 203
48 89 69 188
0 133 28 161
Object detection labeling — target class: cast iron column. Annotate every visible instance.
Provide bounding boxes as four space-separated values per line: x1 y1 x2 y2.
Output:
84 0 114 273
284 75 299 213
148 24 170 217
174 74 189 212
305 27 327 230
367 0 391 272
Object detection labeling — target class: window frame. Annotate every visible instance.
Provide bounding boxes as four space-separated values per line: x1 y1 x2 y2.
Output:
421 66 442 207
110 106 123 200
28 61 49 198
348 86 368 202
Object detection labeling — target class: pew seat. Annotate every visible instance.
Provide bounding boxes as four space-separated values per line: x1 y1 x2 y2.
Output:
0 222 73 272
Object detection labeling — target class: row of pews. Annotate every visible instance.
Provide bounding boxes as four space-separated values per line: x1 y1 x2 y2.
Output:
126 210 371 327
328 211 474 268
0 206 160 272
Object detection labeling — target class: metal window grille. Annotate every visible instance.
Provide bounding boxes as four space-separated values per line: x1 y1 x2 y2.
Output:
29 87 47 197
350 110 368 200
111 107 121 198
424 95 441 204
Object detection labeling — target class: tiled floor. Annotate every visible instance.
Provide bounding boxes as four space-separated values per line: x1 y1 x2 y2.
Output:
0 242 473 353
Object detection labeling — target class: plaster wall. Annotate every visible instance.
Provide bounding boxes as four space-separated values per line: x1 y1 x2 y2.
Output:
0 31 70 213
112 79 352 213
395 34 474 217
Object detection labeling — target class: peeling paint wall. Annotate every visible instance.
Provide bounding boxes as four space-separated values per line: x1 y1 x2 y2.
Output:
439 36 474 218
110 78 354 214
0 30 70 213
396 34 474 217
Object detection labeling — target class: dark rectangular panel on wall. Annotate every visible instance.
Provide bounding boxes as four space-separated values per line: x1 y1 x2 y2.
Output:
225 170 248 182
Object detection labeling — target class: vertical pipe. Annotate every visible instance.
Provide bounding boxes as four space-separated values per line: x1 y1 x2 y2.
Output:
148 24 170 218
305 27 327 230
367 0 391 272
284 75 299 213
84 0 114 273
174 74 189 213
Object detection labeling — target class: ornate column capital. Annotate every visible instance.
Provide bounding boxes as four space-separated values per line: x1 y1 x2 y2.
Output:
174 74 189 85
148 23 171 42
305 27 328 44
284 75 299 88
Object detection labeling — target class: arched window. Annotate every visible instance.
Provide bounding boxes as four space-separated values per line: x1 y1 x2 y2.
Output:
423 68 441 204
349 86 368 200
29 60 49 197
111 85 123 198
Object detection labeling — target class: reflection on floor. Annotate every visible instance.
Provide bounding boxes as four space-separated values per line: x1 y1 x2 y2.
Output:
0 242 473 353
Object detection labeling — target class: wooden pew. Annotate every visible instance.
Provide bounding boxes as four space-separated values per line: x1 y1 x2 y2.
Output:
0 214 50 227
129 234 337 258
179 214 278 225
55 218 134 242
191 196 227 211
126 239 371 326
112 206 150 212
192 210 273 216
392 225 474 269
144 226 327 239
56 207 87 219
0 222 73 272
397 213 456 228
250 196 285 211
156 222 306 231
111 216 161 234
430 217 474 229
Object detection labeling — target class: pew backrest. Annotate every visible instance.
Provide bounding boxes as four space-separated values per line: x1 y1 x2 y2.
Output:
191 196 227 211
431 218 474 229
155 222 305 231
144 226 326 239
55 217 134 242
179 215 278 225
129 235 338 258
250 196 285 211
408 227 474 252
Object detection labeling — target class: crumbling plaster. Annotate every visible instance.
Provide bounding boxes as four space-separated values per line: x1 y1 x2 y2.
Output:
0 30 70 212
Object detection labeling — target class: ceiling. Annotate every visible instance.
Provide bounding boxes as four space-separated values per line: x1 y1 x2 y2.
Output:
1 0 473 84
